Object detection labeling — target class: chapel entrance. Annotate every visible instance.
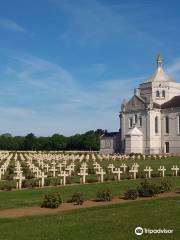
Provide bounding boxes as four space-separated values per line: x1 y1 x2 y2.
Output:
165 142 169 153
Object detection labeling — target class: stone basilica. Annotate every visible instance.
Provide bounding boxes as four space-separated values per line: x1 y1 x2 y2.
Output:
100 54 180 154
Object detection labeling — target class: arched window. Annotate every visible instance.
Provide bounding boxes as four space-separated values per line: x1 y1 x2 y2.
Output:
162 90 165 98
156 90 160 98
139 117 142 127
129 118 133 128
155 116 158 133
165 116 169 134
134 114 138 124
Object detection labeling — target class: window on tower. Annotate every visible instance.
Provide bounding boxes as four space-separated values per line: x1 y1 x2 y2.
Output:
165 116 169 134
155 116 158 133
129 118 133 128
162 90 165 98
156 90 160 98
134 114 138 124
139 117 142 127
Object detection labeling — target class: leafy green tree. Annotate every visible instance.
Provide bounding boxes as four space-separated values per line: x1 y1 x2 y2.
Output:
23 133 37 150
36 137 52 150
0 129 106 151
51 134 67 150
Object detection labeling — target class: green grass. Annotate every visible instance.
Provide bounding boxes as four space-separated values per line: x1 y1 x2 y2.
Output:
0 176 180 209
0 197 179 240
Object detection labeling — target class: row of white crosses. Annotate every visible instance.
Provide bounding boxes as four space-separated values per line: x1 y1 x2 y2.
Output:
21 151 172 168
30 152 88 163
23 152 180 179
12 152 180 188
25 154 77 186
144 165 179 178
107 162 180 180
28 152 133 163
130 164 179 179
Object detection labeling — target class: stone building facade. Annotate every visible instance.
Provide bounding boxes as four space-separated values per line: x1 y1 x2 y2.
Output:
100 54 180 154
100 132 121 154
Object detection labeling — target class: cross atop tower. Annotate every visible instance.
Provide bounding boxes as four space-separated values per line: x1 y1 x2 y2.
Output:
157 53 163 68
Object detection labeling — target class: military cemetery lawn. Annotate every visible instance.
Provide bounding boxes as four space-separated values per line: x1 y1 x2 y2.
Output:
0 176 180 210
0 197 179 240
0 152 180 239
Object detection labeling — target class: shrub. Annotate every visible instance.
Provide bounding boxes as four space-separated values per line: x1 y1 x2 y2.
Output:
52 178 60 186
25 173 34 179
44 178 51 186
22 180 31 188
0 184 13 191
104 174 115 181
158 180 172 193
151 173 160 178
96 189 112 201
124 189 138 200
66 176 72 184
71 192 84 205
175 186 180 193
137 171 145 179
31 179 39 188
86 178 97 183
88 168 94 174
41 192 62 208
137 180 158 197
5 173 14 181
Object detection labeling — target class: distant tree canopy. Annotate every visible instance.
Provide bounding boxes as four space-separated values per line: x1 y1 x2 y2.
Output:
0 129 106 151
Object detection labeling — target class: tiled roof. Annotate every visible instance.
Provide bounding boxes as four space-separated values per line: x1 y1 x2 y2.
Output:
146 66 175 83
101 132 120 138
161 96 180 109
153 102 161 109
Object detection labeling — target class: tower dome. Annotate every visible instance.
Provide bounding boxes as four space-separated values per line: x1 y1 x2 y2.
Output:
146 54 175 83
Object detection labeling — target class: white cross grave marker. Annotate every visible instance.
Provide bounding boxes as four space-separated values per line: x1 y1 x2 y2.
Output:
171 165 179 176
144 166 153 179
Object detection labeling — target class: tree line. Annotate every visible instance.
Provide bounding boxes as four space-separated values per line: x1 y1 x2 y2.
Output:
0 129 106 151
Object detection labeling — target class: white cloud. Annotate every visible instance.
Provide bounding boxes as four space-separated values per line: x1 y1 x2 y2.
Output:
1 54 143 135
0 107 34 118
0 18 26 32
55 0 161 46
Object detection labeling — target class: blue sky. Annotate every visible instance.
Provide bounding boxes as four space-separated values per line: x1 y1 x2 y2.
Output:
1 0 180 136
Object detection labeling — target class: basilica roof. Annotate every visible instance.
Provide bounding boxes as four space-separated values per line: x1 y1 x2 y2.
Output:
101 132 120 138
146 54 175 83
153 102 161 109
126 127 143 136
161 96 180 109
147 66 175 83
